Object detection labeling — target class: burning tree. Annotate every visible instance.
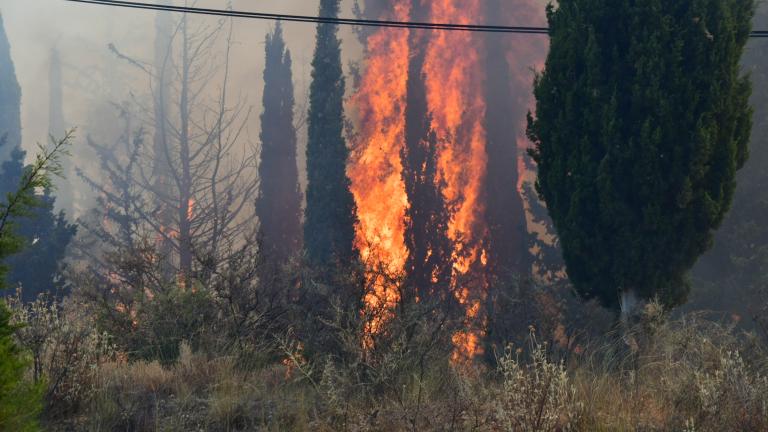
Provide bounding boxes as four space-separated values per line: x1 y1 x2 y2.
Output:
350 0 546 360
401 2 454 305
73 9 300 363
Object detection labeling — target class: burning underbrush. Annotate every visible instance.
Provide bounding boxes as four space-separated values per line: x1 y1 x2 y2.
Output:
14 272 768 431
8 249 768 431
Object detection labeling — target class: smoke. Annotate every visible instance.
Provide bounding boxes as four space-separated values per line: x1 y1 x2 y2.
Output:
0 0 359 215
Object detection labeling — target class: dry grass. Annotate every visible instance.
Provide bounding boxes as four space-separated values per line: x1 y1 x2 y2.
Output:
20 297 766 432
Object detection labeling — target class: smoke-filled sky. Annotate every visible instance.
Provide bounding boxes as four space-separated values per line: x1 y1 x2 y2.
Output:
0 0 368 214
1 0 767 215
1 0 360 153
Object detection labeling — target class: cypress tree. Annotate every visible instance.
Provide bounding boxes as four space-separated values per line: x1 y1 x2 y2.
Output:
692 3 768 319
0 13 21 164
401 4 454 304
483 0 531 279
528 0 755 312
257 23 302 265
401 14 455 309
304 0 358 271
1 144 77 302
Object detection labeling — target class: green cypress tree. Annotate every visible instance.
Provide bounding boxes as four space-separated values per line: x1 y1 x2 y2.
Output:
304 0 358 271
0 12 21 164
0 134 70 432
257 23 302 265
691 3 768 322
527 0 755 312
1 141 77 302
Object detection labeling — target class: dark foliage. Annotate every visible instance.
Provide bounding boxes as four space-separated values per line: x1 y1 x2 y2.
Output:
256 23 302 266
304 0 359 273
0 134 71 431
0 302 42 431
0 13 20 164
0 137 76 305
528 0 755 310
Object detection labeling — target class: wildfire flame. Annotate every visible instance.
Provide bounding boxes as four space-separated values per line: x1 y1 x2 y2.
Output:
349 0 412 338
350 0 546 361
423 0 489 362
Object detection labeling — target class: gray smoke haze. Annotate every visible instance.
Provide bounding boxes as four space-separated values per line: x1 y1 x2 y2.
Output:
0 0 359 215
2 0 767 217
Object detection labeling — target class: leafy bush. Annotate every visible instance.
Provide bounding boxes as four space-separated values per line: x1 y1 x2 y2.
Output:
88 283 216 366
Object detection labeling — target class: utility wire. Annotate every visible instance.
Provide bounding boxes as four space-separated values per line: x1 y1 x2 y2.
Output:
63 0 545 34
63 0 768 38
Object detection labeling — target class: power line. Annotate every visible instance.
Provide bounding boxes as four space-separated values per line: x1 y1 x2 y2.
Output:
63 0 548 34
63 0 768 38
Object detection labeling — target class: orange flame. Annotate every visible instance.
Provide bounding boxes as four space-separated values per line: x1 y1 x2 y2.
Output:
422 0 489 362
350 0 546 361
187 197 196 221
349 0 412 339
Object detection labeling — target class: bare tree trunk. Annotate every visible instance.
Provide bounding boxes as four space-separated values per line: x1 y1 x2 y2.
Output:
88 8 255 296
178 14 193 283
620 288 640 323
153 1 175 278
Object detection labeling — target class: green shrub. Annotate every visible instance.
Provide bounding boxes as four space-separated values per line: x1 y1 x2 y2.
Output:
0 301 43 431
111 286 216 365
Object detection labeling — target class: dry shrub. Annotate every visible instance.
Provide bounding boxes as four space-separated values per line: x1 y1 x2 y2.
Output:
9 291 114 419
492 333 580 432
85 359 176 431
569 302 768 432
43 309 768 432
80 341 306 432
692 350 768 430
